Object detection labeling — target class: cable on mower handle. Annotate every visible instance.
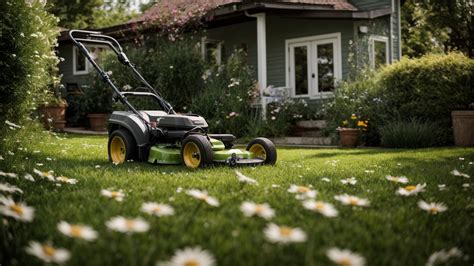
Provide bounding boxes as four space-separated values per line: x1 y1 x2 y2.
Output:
68 30 176 125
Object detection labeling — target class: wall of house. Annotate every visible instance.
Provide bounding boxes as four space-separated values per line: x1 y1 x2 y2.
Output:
391 0 401 60
349 0 391 10
57 43 90 89
265 15 355 88
205 20 258 70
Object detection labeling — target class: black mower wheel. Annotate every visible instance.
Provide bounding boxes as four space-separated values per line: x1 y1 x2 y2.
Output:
246 137 277 165
181 135 213 169
108 129 137 164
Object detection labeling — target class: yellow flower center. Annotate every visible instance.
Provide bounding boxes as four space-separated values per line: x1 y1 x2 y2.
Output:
429 207 438 214
42 245 56 257
197 194 208 201
9 204 23 215
111 192 121 198
184 259 200 266
297 186 310 193
42 172 50 177
279 226 293 237
314 202 325 210
337 258 352 266
126 220 135 230
255 204 264 213
70 225 83 237
153 207 161 213
404 185 417 191
349 199 359 205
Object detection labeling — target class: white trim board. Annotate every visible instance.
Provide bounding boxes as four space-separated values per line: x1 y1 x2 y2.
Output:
285 32 342 99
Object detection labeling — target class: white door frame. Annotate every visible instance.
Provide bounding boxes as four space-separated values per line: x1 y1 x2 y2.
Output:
285 32 342 99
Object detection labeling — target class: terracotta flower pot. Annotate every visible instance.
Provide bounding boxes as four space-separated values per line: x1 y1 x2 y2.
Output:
452 111 474 146
41 102 68 132
87 113 109 131
339 128 360 148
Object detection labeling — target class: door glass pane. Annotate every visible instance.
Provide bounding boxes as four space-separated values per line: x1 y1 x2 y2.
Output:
374 40 387 69
294 46 308 95
317 43 334 92
75 48 86 72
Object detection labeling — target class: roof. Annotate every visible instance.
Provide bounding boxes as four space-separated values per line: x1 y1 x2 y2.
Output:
134 0 358 23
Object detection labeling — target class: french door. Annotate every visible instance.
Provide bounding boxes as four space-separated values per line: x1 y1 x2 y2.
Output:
288 35 340 97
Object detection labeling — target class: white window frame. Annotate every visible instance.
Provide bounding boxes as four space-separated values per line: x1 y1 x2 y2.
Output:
72 46 89 76
369 35 390 69
201 37 223 65
72 45 107 76
285 32 342 99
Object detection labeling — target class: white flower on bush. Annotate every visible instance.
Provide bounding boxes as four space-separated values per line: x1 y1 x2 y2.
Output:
228 78 240 88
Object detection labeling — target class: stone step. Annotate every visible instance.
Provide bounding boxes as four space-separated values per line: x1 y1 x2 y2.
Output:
271 137 333 146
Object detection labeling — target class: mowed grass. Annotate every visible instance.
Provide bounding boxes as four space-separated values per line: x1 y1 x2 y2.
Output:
1 131 473 266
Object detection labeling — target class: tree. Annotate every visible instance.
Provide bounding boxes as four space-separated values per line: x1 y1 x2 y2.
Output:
48 0 136 29
401 0 473 58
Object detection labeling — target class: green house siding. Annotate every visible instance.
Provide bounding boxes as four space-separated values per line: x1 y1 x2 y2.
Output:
205 20 258 70
57 43 90 88
350 0 390 10
266 16 354 88
391 0 401 60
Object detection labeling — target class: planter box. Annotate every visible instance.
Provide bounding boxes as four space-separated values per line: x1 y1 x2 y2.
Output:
452 111 474 146
88 113 109 132
295 120 327 129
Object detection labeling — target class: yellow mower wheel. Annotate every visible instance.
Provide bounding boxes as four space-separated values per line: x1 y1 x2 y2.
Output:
247 138 277 165
181 135 213 169
108 129 137 164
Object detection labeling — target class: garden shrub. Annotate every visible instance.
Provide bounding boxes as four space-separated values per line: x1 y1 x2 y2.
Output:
189 49 256 137
90 37 205 112
378 53 474 144
0 0 60 138
325 53 474 146
379 119 444 148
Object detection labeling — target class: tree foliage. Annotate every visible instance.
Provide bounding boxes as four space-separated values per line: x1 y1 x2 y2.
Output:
402 0 473 58
47 0 135 29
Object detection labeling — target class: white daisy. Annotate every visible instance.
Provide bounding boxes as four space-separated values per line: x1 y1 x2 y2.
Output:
341 177 357 185
240 201 275 220
141 202 175 217
302 200 338 217
426 247 463 266
235 170 257 184
24 173 35 182
0 171 18 178
417 200 448 215
450 169 470 178
0 196 34 222
56 176 78 184
438 184 446 191
322 177 331 182
101 189 125 201
263 223 307 244
33 168 55 181
186 189 219 207
287 185 317 200
0 182 23 194
106 216 150 233
396 183 426 196
168 246 216 266
334 194 370 207
385 175 409 184
57 221 98 241
25 241 70 264
326 247 366 266
462 183 470 188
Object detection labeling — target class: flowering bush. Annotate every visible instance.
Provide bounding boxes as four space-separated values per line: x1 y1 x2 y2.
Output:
0 0 60 136
337 114 369 130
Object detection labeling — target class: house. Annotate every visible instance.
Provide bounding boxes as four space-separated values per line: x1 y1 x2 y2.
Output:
57 0 402 120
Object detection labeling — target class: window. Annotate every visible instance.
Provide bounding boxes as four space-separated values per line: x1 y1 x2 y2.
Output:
202 37 223 65
286 33 342 98
369 36 389 69
72 46 106 76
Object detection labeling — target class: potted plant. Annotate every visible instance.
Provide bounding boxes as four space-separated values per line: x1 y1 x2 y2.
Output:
40 80 68 132
452 103 474 146
81 72 114 131
336 114 368 148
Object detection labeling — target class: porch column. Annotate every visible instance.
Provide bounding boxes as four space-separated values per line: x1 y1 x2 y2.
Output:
247 12 268 119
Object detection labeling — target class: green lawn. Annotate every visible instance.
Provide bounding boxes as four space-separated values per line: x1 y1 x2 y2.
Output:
1 131 473 266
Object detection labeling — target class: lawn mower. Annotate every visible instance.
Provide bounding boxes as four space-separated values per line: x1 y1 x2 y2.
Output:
69 30 277 168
